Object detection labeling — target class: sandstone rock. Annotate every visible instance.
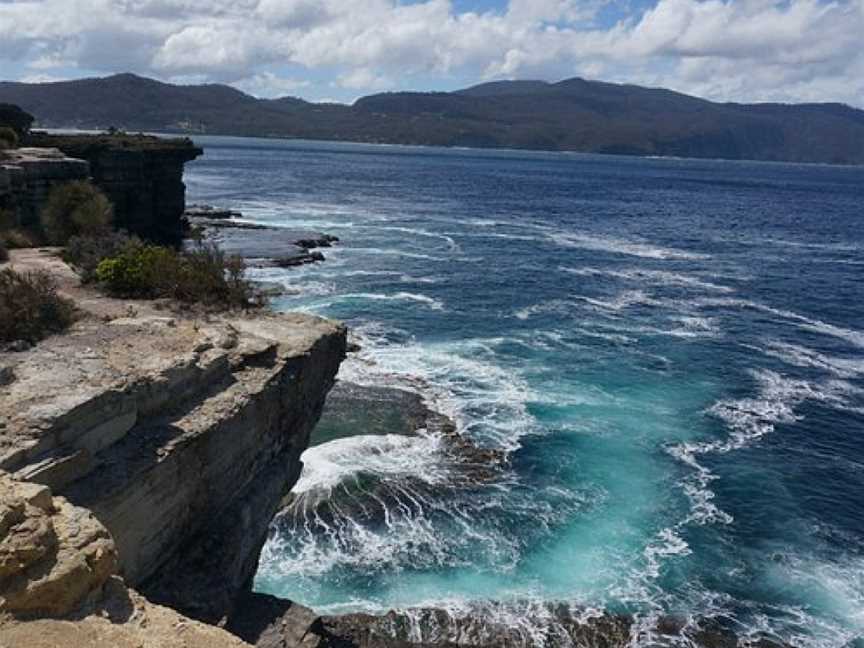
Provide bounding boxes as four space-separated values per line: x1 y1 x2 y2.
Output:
0 474 251 647
1 303 346 624
0 148 90 228
0 578 252 648
0 472 117 617
228 591 324 648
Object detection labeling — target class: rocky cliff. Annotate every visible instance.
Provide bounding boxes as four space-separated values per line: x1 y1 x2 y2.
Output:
0 250 346 637
26 131 203 243
0 104 202 242
0 147 90 226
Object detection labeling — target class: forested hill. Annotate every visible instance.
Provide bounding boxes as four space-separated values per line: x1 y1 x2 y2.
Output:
2 73 863 164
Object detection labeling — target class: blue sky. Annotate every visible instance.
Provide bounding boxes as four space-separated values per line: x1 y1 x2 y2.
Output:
1 0 862 107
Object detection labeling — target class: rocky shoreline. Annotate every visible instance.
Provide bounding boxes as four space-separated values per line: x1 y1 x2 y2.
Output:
0 247 346 645
185 204 339 269
1 215 797 647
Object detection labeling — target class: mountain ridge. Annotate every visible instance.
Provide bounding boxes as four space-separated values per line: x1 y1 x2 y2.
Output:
2 72 863 164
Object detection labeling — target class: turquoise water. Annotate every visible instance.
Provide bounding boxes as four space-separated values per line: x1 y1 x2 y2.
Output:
185 137 864 647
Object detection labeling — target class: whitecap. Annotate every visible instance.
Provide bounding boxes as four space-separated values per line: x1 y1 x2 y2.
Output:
560 266 735 293
356 225 461 252
696 298 864 349
338 332 541 452
548 232 709 260
333 292 446 310
643 528 692 579
756 340 864 379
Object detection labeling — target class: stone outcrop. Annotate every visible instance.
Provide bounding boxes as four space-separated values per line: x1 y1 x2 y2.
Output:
0 472 116 617
0 147 90 226
187 207 338 268
0 472 251 648
0 249 347 628
26 131 203 242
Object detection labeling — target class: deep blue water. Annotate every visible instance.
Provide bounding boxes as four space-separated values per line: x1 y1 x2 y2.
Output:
185 137 864 647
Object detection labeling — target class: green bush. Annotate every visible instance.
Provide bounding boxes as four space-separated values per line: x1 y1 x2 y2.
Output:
63 232 140 283
95 241 178 298
0 127 17 150
0 269 76 343
174 243 254 308
40 181 113 245
94 241 258 310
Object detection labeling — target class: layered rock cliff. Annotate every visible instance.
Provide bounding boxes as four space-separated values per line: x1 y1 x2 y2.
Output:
26 131 203 242
0 250 346 636
1 104 202 243
0 147 90 225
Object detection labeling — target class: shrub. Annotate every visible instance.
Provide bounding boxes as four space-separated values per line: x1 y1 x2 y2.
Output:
0 241 7 263
0 127 18 150
63 232 140 283
174 243 255 308
40 181 113 245
0 269 76 343
94 241 258 310
95 241 178 298
0 208 41 249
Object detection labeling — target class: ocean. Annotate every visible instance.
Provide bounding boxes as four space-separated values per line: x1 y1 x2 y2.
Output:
184 137 864 648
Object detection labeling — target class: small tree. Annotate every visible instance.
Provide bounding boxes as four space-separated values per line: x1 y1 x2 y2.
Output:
40 181 113 245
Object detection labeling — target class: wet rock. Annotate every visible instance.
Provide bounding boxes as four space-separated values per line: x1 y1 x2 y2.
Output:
185 204 243 220
313 381 436 446
316 606 633 648
192 224 332 268
191 218 272 231
228 591 323 648
296 235 340 249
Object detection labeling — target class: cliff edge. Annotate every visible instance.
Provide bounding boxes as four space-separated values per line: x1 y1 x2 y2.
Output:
0 248 347 643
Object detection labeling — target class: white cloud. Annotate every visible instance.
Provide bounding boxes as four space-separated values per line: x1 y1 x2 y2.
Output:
0 0 861 106
234 72 311 97
336 68 394 90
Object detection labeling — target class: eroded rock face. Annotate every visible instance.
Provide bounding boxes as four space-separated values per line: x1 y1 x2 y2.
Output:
0 474 251 647
26 132 203 243
0 472 117 617
0 310 346 624
0 148 90 227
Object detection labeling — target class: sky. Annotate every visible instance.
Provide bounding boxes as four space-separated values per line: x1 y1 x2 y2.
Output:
0 0 862 107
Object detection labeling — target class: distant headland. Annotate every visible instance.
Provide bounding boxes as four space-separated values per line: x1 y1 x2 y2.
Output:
1 73 863 165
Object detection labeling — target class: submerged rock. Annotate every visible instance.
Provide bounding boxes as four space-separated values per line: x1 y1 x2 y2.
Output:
185 204 243 220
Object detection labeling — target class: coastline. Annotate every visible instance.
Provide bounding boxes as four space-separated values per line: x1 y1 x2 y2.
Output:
202 207 794 648
6 135 861 647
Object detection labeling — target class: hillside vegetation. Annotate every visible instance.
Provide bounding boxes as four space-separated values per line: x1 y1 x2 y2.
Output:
2 73 863 164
